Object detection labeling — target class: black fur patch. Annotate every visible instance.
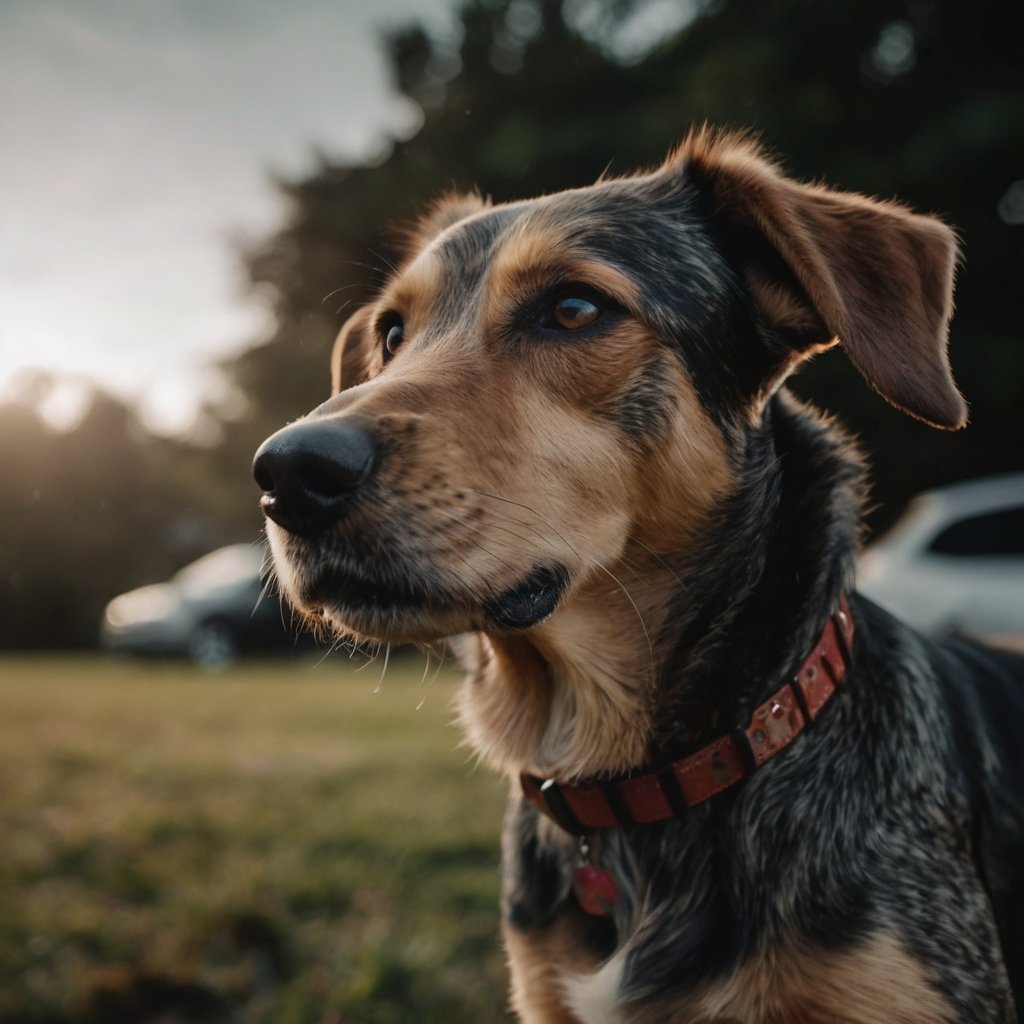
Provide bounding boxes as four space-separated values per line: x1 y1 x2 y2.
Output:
484 563 569 630
600 362 676 444
504 393 1024 1018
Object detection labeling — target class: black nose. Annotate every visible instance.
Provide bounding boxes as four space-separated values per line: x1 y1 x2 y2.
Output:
253 419 377 538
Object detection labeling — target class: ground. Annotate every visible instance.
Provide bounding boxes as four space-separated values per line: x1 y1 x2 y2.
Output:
0 654 510 1023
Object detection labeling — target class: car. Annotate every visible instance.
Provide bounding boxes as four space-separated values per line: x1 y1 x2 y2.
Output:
100 543 303 667
857 472 1024 641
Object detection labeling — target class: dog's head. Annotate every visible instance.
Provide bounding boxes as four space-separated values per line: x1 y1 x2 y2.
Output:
253 129 963 649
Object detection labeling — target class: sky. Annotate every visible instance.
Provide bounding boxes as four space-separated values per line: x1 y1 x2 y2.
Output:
1 0 457 434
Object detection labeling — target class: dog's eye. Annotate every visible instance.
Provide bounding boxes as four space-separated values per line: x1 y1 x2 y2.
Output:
379 315 405 362
551 296 602 331
386 324 404 355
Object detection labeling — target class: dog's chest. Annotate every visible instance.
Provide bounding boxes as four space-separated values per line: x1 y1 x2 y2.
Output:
559 929 953 1024
560 958 626 1024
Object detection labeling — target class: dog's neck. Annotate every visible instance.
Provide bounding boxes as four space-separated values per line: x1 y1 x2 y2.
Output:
648 392 865 760
455 391 866 782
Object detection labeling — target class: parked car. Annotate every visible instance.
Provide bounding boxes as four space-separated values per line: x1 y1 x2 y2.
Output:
857 473 1024 640
101 543 303 667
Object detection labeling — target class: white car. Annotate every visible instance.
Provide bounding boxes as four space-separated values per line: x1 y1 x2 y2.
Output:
857 473 1024 640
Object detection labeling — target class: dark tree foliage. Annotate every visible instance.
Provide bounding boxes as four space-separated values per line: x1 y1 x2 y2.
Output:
0 380 249 648
231 0 1023 529
4 0 1019 649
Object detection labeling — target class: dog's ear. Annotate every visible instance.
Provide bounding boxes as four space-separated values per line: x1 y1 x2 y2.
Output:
677 130 966 430
399 190 489 254
331 305 374 395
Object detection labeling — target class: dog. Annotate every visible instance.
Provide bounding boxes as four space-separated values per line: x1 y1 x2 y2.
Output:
253 128 1024 1022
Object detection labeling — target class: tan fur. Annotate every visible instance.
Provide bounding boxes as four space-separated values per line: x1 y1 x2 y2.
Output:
508 925 953 1024
505 911 599 1023
453 325 730 779
624 932 953 1024
488 221 643 317
487 219 581 285
628 344 734 551
458 578 660 780
380 249 445 326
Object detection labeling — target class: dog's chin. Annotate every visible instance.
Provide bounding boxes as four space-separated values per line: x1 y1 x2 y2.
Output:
291 561 570 645
319 605 468 645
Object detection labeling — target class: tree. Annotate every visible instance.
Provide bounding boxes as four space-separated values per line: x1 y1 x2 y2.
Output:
225 0 1024 525
0 379 251 648
5 0 1020 649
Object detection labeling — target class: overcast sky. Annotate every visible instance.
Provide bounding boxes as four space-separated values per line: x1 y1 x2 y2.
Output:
1 0 456 433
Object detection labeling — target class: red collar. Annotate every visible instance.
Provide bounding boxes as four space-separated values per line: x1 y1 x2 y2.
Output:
521 594 854 834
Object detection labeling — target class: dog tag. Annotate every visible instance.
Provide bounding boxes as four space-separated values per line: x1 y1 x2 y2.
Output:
572 864 619 916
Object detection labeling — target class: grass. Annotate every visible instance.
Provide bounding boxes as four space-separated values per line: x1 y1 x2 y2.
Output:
0 654 511 1023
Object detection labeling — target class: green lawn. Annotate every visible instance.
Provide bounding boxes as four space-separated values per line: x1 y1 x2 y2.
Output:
0 655 510 1023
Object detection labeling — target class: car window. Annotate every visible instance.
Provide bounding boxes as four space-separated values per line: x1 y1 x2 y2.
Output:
928 506 1024 557
872 495 937 552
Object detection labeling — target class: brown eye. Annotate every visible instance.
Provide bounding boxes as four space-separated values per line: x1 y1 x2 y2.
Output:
552 296 601 330
380 316 404 361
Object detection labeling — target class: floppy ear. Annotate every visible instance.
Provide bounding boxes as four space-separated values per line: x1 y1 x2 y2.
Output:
331 305 374 395
678 130 966 429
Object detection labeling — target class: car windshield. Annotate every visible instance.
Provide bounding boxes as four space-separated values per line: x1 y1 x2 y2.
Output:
870 495 939 552
174 545 265 592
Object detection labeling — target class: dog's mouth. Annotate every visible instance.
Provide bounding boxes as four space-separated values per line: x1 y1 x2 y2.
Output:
302 561 443 615
292 553 569 639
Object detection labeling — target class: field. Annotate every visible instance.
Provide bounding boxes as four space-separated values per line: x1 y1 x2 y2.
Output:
0 655 510 1023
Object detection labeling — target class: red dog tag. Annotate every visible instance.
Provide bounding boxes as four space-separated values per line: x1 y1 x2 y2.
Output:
572 864 619 916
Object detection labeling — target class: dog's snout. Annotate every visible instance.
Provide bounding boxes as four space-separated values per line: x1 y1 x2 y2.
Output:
252 419 377 538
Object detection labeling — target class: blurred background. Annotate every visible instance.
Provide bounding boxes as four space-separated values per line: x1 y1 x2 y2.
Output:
1 0 1021 1021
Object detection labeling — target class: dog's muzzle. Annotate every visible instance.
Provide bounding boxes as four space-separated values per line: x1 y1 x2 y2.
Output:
253 418 571 636
252 419 377 539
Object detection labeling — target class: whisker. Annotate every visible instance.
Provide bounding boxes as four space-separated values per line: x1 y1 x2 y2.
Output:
416 647 442 710
357 640 383 671
421 507 514 599
253 568 278 617
467 492 664 590
374 642 392 694
626 535 686 588
428 645 447 688
368 247 399 276
315 630 344 668
254 544 283 618
486 520 560 554
485 515 645 580
590 559 655 665
438 542 501 603
321 283 362 305
345 258 393 281
470 489 543 517
470 489 584 562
